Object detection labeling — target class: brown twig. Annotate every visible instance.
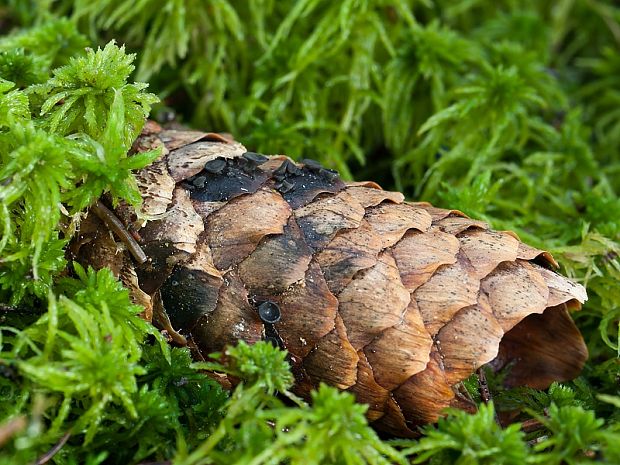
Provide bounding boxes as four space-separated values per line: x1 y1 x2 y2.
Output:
520 418 545 433
477 367 492 404
477 367 503 427
91 201 147 264
33 431 71 465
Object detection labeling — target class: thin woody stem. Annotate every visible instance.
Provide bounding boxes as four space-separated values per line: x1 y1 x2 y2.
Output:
91 201 147 265
477 367 502 427
33 431 71 465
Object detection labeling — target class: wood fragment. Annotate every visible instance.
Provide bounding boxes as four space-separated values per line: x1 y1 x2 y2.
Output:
34 431 71 465
91 201 147 264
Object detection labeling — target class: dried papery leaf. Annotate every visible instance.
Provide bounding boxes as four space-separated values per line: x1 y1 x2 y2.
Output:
138 186 204 293
119 260 153 321
71 213 125 274
158 130 211 150
134 155 175 219
74 127 589 437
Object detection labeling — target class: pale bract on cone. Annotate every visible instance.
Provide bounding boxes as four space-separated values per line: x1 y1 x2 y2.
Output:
73 121 588 437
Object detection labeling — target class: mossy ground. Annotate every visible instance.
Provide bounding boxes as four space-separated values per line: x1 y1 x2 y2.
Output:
0 2 618 464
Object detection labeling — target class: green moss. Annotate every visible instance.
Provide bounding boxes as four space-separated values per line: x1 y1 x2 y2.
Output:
0 2 619 464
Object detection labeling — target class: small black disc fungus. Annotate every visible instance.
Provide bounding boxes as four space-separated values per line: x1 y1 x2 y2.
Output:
258 301 281 324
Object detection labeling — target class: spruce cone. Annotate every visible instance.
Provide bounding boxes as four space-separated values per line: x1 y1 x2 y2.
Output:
74 122 588 437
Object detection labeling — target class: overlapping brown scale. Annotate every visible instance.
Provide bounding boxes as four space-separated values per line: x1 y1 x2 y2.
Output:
160 241 223 330
158 130 211 151
481 260 549 332
435 215 488 235
345 185 405 207
206 188 292 270
315 220 384 294
167 140 247 182
140 186 204 257
392 349 455 425
364 203 433 248
337 251 411 350
119 260 153 320
303 315 359 389
273 261 338 358
347 352 390 422
517 242 559 269
345 181 384 189
256 155 288 172
138 186 204 293
457 229 520 279
191 272 263 356
238 216 313 295
531 264 587 308
71 213 125 274
191 200 226 219
494 304 588 389
372 397 417 438
435 295 504 386
294 190 366 249
410 202 467 222
364 300 432 391
413 253 480 336
134 146 176 221
391 228 460 292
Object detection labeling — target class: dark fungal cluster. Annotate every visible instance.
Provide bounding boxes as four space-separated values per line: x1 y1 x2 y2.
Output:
179 152 343 208
182 152 271 202
272 158 344 208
